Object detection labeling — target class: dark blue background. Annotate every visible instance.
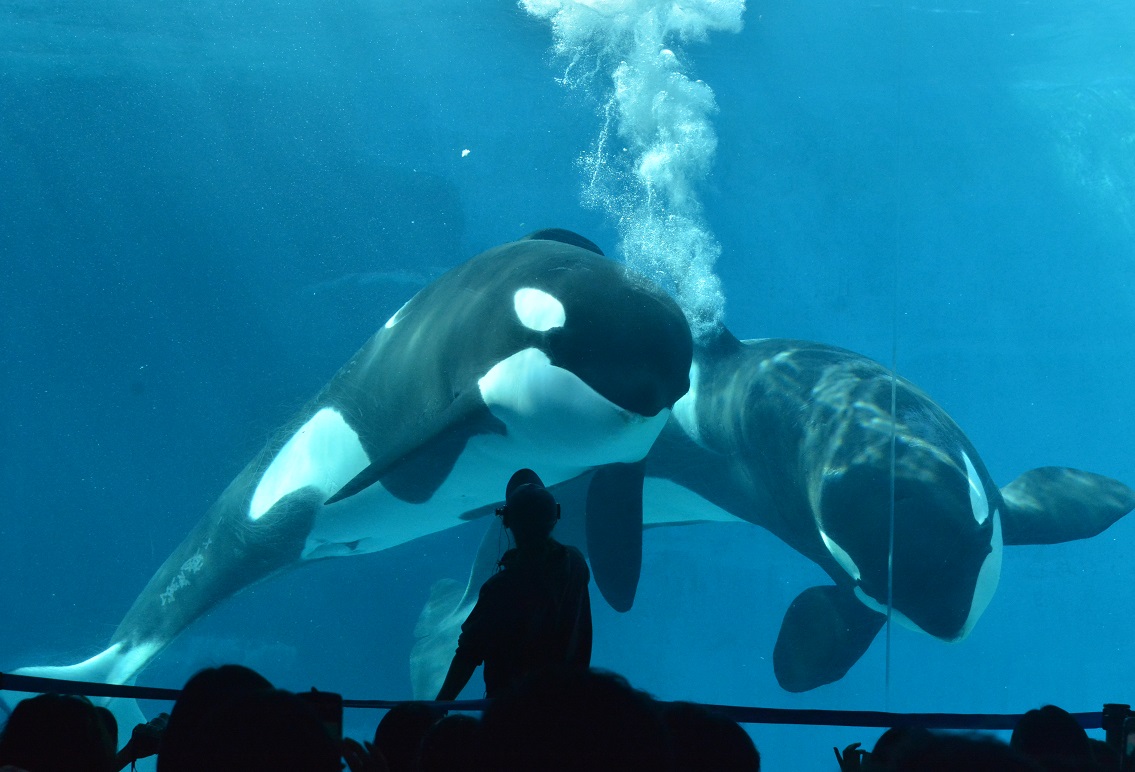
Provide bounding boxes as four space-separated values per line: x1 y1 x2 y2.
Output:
2 1 1133 768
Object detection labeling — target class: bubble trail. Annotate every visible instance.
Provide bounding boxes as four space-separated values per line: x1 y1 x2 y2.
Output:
521 0 745 340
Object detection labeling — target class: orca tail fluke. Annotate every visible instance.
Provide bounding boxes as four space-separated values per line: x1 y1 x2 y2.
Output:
1000 467 1135 546
8 644 146 688
109 482 320 661
410 578 470 700
2 649 156 770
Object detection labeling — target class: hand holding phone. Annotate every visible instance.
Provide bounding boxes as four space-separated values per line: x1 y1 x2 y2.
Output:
297 688 344 743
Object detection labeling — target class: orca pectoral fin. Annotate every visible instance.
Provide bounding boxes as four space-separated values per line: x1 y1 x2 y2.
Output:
376 405 507 504
325 392 505 506
773 585 885 693
1000 467 1135 546
325 463 384 505
585 461 645 613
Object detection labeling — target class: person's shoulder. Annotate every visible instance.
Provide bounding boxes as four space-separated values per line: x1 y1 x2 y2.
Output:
563 544 586 562
479 563 513 595
562 544 590 577
547 539 583 561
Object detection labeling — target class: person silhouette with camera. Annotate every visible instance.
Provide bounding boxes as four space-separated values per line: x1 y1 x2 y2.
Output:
435 469 592 701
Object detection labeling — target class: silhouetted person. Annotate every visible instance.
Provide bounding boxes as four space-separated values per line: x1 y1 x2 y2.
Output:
373 701 444 772
157 665 339 772
890 730 1042 771
836 725 938 771
0 693 116 772
662 701 760 771
1087 737 1120 772
419 714 480 772
1011 705 1096 772
869 726 934 769
436 468 592 700
477 666 673 770
113 711 169 771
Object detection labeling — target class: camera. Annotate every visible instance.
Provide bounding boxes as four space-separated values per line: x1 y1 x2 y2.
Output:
298 688 343 742
1103 704 1134 771
120 712 170 763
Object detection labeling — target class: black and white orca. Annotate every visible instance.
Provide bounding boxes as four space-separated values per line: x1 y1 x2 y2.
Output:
646 329 1135 692
413 326 1135 696
7 230 692 708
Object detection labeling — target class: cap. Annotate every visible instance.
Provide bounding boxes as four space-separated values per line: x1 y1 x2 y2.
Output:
505 468 545 500
500 469 558 539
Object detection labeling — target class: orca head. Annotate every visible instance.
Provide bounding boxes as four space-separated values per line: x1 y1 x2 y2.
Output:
475 234 693 471
816 448 1003 642
498 236 693 419
540 271 693 419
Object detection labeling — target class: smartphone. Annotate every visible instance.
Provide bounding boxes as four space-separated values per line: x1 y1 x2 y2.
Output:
298 688 344 742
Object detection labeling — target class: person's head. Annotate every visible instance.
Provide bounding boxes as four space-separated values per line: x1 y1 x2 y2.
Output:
870 725 934 768
177 664 274 697
662 701 760 771
418 713 480 772
891 730 1040 772
0 693 117 772
159 686 339 771
477 667 673 770
373 701 445 772
498 469 560 546
159 664 339 772
1010 705 1092 769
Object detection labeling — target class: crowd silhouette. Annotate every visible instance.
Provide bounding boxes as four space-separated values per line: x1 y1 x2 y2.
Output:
2 662 1128 770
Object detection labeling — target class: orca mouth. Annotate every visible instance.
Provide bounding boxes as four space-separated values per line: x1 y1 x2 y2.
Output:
887 584 972 641
544 301 693 418
821 471 998 642
852 524 997 642
578 368 690 418
477 347 672 471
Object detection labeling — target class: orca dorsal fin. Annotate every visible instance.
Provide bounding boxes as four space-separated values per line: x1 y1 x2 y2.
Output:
1000 467 1135 545
521 228 605 256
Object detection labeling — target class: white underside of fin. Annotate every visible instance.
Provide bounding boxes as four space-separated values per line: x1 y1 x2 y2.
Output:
641 478 742 526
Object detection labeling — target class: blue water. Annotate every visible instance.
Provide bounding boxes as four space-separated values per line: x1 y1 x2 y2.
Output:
2 1 1133 769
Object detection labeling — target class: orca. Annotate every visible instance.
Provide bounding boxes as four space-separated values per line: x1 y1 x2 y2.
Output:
647 330 1135 691
6 230 692 714
413 327 1135 696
